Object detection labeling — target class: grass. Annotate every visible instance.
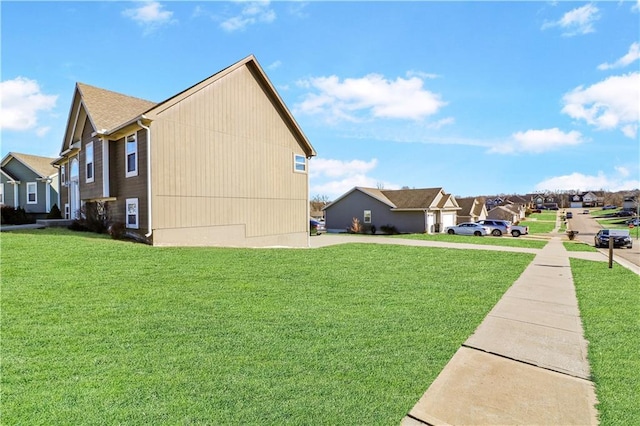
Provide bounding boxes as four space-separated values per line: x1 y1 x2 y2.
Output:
528 211 558 221
570 259 640 425
1 228 534 425
563 241 597 252
388 233 548 249
518 219 556 234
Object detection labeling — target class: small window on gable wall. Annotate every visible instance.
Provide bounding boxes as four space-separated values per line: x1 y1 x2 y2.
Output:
126 133 138 177
61 164 66 185
294 154 306 173
364 210 372 223
86 142 94 183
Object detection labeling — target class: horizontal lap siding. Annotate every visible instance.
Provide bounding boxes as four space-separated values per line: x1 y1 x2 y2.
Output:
108 130 148 233
79 119 103 201
151 65 308 245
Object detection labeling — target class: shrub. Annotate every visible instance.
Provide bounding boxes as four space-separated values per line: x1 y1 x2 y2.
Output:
108 222 126 240
47 204 62 219
1 206 34 225
349 217 362 234
68 201 109 234
380 224 399 235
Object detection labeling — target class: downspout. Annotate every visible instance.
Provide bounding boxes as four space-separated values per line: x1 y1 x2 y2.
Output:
137 118 153 238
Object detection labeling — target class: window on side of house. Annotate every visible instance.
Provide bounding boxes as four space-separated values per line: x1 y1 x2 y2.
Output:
61 164 66 186
27 182 37 204
126 198 139 229
64 203 70 219
364 210 372 223
126 133 138 177
86 142 94 183
294 154 307 173
0 183 4 205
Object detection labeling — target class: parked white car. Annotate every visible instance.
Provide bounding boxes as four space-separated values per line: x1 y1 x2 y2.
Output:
445 222 490 236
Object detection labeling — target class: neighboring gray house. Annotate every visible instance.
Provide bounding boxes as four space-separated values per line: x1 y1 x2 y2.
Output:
623 194 638 211
1 152 59 217
323 187 460 234
456 197 487 224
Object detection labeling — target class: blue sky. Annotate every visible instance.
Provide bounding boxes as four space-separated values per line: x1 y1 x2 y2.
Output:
2 1 639 200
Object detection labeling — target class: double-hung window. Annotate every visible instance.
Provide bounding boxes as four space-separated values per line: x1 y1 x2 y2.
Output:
364 210 372 224
27 182 37 204
86 142 94 183
0 183 4 205
126 198 139 229
126 133 138 177
294 154 306 173
61 164 66 186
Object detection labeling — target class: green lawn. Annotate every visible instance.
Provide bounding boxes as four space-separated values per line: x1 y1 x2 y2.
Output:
529 211 558 221
390 233 548 249
518 219 556 235
563 241 598 252
571 259 640 425
2 228 534 425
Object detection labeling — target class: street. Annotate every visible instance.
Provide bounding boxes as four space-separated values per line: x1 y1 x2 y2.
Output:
566 207 640 268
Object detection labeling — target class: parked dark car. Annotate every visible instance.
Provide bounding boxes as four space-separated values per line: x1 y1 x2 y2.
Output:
615 210 634 217
602 205 617 210
594 229 633 249
566 212 573 219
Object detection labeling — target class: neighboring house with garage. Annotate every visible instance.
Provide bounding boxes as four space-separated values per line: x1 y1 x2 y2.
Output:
1 152 59 218
323 186 460 234
52 55 316 247
455 197 487 224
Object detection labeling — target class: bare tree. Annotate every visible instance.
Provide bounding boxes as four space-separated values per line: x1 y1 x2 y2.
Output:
376 182 385 190
311 194 331 204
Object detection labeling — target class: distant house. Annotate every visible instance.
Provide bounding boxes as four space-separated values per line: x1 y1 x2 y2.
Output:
623 195 638 211
323 186 460 234
456 197 487 224
52 55 316 247
487 205 520 223
1 152 59 217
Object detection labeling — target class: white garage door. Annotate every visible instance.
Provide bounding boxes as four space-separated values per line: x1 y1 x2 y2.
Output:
441 213 456 231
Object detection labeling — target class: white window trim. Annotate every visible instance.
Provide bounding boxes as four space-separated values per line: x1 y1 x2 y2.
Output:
61 164 66 186
126 133 138 178
27 182 37 204
364 210 372 224
64 203 70 219
86 141 94 183
126 198 139 229
0 183 4 205
293 154 307 173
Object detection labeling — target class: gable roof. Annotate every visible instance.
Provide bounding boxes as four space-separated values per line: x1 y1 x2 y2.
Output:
59 55 315 158
456 197 485 216
326 186 459 211
1 152 57 178
76 82 157 133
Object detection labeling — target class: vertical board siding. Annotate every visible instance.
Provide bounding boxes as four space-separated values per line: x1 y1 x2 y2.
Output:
151 64 309 242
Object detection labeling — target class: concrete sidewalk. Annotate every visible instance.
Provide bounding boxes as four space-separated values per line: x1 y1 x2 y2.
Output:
402 237 599 425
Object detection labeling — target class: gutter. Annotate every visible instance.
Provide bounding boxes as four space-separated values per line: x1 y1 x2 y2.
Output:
137 117 153 238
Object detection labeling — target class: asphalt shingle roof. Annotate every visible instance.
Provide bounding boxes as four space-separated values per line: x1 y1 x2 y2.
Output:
6 152 57 178
77 82 156 132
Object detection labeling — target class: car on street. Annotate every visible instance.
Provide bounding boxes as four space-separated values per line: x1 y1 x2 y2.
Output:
583 210 590 214
626 218 640 226
511 224 529 237
475 219 511 236
594 229 633 249
445 222 490 236
602 205 617 210
615 210 634 217
566 212 573 219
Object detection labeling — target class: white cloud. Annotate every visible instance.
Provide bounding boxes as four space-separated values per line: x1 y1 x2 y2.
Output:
220 1 276 32
615 166 630 177
295 73 446 123
489 128 585 154
0 77 57 132
309 158 399 199
542 3 600 36
122 1 174 33
534 170 640 192
267 60 282 70
562 72 640 138
598 42 640 70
